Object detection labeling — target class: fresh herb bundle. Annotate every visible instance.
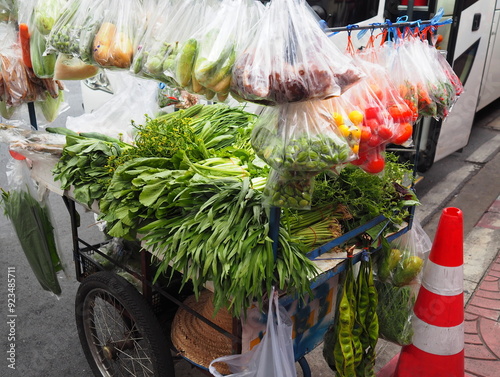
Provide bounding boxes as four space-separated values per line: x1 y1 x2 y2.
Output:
312 153 418 229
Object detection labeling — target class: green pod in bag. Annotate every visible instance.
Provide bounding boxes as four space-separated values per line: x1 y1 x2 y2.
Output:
30 29 56 78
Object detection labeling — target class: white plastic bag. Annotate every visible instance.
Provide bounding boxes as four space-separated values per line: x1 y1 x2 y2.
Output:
209 287 297 377
67 70 159 142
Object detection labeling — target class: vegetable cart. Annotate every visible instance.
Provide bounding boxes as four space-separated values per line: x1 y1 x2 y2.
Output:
24 149 414 377
0 0 457 374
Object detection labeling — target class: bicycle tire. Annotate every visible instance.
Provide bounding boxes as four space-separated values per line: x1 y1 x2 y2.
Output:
75 271 174 377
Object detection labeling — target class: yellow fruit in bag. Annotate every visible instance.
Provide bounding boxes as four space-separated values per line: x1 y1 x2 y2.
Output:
93 22 133 69
379 248 402 281
393 256 424 286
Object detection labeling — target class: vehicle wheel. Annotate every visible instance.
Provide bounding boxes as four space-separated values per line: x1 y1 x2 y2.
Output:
75 271 174 377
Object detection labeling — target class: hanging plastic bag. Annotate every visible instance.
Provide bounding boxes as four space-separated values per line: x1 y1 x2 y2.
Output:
378 41 420 124
0 100 17 119
53 53 99 80
209 287 297 377
19 0 67 78
263 169 316 209
35 88 69 123
353 55 415 147
375 218 431 345
162 0 244 99
325 95 362 156
252 100 354 209
252 100 354 172
231 0 364 105
187 0 263 102
66 70 159 142
131 0 176 83
382 27 462 120
1 157 66 296
340 73 395 174
47 0 106 64
92 0 142 69
135 0 215 86
0 0 17 22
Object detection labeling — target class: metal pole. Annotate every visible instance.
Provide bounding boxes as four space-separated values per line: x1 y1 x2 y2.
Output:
27 102 37 130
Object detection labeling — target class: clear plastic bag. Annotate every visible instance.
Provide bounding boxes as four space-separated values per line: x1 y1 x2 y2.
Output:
66 70 159 142
378 41 420 124
18 0 66 78
1 157 67 296
92 0 142 69
188 0 263 102
131 0 176 83
35 88 69 123
132 0 216 87
251 100 353 172
263 169 316 209
340 71 396 174
353 56 415 147
380 32 462 120
231 0 364 105
375 218 431 345
53 53 99 80
252 100 353 209
406 38 458 119
47 0 106 64
0 0 17 23
209 287 297 377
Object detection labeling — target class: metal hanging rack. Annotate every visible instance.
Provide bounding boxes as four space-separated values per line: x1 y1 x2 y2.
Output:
324 7 452 35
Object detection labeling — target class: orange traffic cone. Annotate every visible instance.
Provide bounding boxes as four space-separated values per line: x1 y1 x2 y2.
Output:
393 207 464 377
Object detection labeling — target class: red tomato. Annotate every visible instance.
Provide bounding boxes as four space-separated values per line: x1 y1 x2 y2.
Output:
364 107 380 120
388 105 404 121
392 123 413 145
377 126 393 141
363 118 379 130
370 85 384 101
367 135 382 147
350 151 368 166
350 157 365 166
363 154 385 174
359 126 372 143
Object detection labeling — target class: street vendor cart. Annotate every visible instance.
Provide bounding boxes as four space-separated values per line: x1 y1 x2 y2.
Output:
13 144 413 377
0 0 460 375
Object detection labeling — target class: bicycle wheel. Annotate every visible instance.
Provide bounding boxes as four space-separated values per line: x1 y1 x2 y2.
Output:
75 271 174 377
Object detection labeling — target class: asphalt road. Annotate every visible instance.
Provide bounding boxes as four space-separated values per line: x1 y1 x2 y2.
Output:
0 79 499 377
0 81 96 376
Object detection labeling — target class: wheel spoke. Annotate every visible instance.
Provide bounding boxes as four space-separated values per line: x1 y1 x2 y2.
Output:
82 288 156 376
77 274 172 376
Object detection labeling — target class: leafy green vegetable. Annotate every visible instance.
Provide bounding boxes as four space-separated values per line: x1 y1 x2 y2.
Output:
312 153 418 230
375 280 415 345
1 187 62 295
140 176 318 317
52 133 133 208
36 90 65 122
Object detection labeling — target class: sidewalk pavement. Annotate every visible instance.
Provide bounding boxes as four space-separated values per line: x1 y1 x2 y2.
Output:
377 196 500 377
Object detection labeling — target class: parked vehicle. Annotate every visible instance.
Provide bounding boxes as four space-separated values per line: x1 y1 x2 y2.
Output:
309 0 500 170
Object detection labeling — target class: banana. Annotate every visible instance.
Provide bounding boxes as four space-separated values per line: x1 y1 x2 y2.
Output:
211 74 231 93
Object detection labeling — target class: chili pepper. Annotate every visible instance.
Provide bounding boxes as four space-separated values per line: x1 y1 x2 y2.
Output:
19 23 32 68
